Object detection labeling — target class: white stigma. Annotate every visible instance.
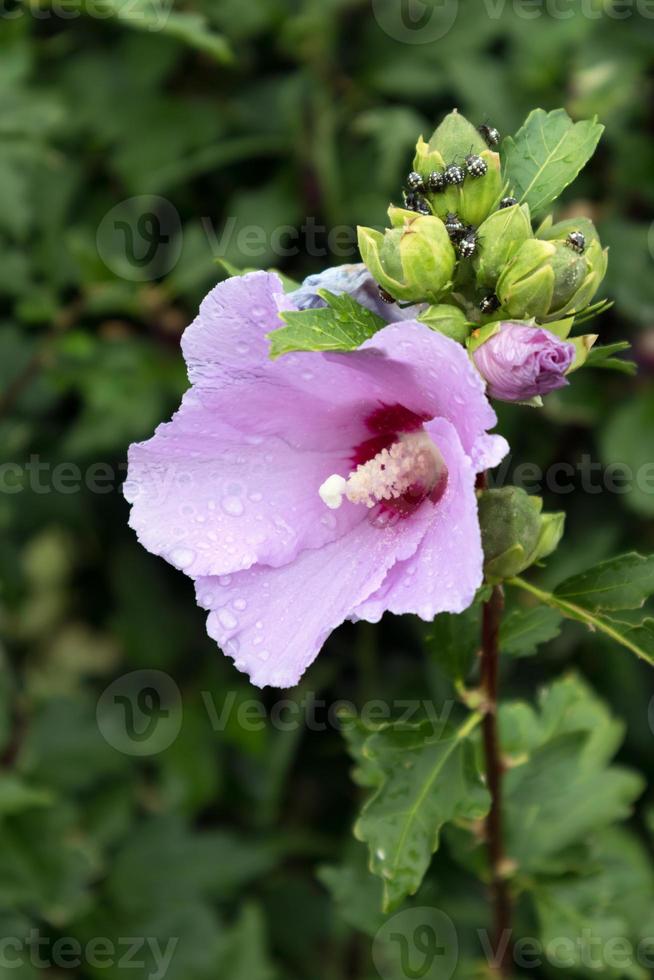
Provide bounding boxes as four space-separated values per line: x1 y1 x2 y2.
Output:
319 474 348 510
319 432 444 511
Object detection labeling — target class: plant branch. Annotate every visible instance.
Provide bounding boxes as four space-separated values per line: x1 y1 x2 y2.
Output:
480 583 512 977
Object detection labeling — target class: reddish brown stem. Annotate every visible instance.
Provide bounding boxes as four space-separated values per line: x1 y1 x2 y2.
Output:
481 584 512 976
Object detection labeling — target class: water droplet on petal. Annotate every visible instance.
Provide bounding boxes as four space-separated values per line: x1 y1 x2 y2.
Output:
169 547 195 569
218 608 238 630
233 598 247 611
222 495 244 516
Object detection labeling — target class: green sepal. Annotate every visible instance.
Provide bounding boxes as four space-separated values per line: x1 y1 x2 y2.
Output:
425 109 487 160
466 320 502 355
536 214 602 246
547 240 608 321
473 203 532 288
545 316 575 339
548 241 590 312
496 239 556 317
413 112 502 226
417 304 471 343
532 510 566 563
357 208 456 304
568 334 598 372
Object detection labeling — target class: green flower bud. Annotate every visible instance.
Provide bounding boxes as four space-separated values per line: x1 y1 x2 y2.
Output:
536 214 601 246
473 203 532 289
537 216 608 318
357 207 456 304
417 304 470 343
427 109 488 161
478 487 565 582
496 231 607 322
412 111 503 227
496 239 557 319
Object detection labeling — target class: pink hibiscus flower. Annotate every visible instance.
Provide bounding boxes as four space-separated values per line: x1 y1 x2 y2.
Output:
125 272 507 688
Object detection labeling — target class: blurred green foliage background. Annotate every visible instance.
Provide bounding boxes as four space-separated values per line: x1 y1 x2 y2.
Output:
1 1 653 977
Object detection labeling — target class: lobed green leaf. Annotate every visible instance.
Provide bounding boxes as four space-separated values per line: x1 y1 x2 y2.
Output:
501 108 604 215
269 289 385 358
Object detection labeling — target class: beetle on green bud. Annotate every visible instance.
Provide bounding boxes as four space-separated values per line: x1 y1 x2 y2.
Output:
357 206 456 304
496 229 608 322
412 111 503 228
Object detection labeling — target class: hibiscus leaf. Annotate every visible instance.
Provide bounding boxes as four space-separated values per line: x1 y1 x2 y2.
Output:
554 553 654 612
499 676 644 872
500 605 563 658
509 555 654 667
353 713 489 912
531 827 654 980
337 708 386 789
427 602 481 683
269 289 385 358
501 108 604 215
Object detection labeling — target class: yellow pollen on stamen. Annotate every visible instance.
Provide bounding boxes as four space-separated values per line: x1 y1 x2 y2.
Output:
319 432 444 511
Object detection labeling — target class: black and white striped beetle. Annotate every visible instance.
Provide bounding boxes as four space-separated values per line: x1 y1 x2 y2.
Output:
478 124 500 147
566 231 586 254
444 164 466 186
458 225 479 258
428 170 446 192
406 171 425 192
444 212 465 242
403 190 430 215
499 196 518 209
479 293 500 315
465 154 487 178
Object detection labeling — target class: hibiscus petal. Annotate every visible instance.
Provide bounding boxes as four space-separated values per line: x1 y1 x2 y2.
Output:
125 389 362 578
354 321 500 458
181 270 287 388
194 502 436 688
181 271 398 451
351 418 485 623
471 432 510 473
